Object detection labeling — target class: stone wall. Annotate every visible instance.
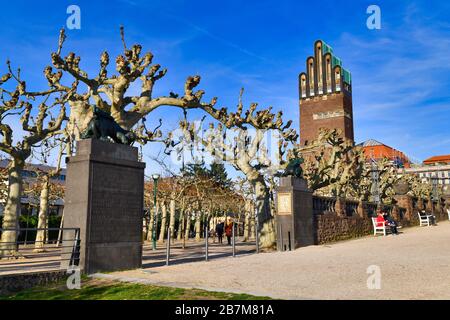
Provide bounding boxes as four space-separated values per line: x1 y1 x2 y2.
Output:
314 213 372 244
0 271 67 296
312 195 449 245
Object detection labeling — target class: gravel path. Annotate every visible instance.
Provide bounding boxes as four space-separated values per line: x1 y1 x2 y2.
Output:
97 221 450 300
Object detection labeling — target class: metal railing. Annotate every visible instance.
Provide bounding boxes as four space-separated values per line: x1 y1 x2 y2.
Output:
151 220 255 268
0 227 80 274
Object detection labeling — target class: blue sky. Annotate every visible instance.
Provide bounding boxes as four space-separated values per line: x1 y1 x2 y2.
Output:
0 0 449 173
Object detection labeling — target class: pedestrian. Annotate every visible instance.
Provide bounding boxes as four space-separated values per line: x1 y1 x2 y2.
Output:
377 210 399 235
225 219 233 245
216 221 224 244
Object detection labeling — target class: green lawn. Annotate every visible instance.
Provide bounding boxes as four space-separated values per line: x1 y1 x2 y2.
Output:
1 277 271 300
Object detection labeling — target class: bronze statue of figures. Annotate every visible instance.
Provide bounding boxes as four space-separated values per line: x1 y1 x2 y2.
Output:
80 106 135 145
281 157 304 178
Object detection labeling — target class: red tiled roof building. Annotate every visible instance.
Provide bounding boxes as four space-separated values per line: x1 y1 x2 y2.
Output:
423 155 450 166
357 139 411 168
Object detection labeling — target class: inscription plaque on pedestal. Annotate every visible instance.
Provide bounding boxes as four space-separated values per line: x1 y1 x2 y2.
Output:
277 193 292 215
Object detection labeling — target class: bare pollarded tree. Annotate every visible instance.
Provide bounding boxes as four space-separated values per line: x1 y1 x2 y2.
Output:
49 28 291 142
349 156 403 205
300 129 357 193
300 130 404 206
0 63 67 256
376 158 402 204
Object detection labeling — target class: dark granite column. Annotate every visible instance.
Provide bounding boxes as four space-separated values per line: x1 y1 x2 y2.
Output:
275 176 314 250
61 139 145 274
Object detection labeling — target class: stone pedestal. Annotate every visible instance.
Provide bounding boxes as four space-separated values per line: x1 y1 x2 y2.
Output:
275 176 314 250
61 139 145 274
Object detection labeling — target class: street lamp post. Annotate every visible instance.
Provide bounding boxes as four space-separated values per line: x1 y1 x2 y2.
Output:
370 161 381 208
152 173 160 250
430 176 439 216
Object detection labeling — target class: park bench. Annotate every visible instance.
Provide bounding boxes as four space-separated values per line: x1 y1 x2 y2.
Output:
371 217 389 236
418 211 434 227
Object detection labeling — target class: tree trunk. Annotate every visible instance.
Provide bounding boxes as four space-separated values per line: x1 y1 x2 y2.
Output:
210 216 216 243
158 202 167 242
195 212 201 242
143 217 148 240
0 158 24 257
169 199 176 239
209 216 215 232
250 214 255 240
177 210 184 241
34 175 49 252
254 179 276 250
184 211 191 241
243 209 251 242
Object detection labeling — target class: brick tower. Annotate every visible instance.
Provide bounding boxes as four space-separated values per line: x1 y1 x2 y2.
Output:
299 40 354 146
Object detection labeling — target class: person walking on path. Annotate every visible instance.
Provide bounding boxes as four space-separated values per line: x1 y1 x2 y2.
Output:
216 221 224 244
225 219 234 245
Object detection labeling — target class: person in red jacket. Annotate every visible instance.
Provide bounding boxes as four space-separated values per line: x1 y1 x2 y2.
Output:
225 219 233 245
376 210 386 227
376 210 398 235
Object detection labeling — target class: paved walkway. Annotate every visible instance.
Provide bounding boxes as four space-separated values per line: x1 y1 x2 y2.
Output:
0 237 255 275
95 221 450 300
0 246 62 275
142 239 256 268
